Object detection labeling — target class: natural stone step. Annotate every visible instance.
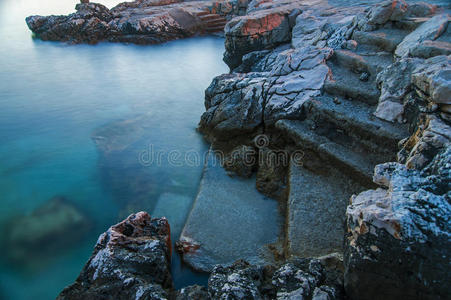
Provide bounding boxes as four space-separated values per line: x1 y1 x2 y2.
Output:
395 17 431 31
205 19 227 26
324 62 380 105
308 96 408 153
286 160 364 258
198 14 225 21
196 11 211 17
178 148 282 272
276 119 376 184
332 49 393 77
353 28 409 53
205 26 225 32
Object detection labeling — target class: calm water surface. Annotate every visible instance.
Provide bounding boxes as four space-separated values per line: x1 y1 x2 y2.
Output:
0 0 227 298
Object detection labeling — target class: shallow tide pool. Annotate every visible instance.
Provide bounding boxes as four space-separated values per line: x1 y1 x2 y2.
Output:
0 0 228 298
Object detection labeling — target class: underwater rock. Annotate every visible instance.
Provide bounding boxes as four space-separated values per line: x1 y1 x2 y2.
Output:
2 196 91 264
57 212 172 300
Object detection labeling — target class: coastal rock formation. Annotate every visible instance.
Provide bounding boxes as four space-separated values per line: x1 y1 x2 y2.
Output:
344 117 451 300
2 196 91 264
57 212 173 300
208 255 344 299
30 0 451 298
198 0 450 298
26 0 245 44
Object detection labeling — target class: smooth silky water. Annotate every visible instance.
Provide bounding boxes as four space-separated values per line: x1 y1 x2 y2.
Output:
0 0 228 298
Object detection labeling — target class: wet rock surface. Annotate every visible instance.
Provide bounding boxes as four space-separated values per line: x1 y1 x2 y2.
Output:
57 212 173 300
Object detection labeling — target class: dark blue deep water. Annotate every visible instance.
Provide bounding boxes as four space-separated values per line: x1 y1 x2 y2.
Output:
0 0 227 298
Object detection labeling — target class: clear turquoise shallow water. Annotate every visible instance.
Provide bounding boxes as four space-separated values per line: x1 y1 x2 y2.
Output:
0 0 227 298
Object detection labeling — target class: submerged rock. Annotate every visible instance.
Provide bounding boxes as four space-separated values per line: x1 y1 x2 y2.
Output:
2 196 91 264
57 212 172 300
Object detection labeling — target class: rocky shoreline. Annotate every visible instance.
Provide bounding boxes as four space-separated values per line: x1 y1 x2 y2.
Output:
27 0 450 299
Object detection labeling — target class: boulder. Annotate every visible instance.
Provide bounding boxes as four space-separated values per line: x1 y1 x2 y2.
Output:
57 212 172 300
2 196 91 264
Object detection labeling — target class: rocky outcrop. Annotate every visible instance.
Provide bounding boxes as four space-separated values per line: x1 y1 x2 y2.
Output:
208 255 344 299
26 0 247 44
36 0 450 298
198 0 451 298
57 212 173 300
2 196 91 265
344 145 450 299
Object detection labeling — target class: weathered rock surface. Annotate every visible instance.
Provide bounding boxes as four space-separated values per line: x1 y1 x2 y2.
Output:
411 55 451 105
395 14 449 58
177 148 282 272
200 45 333 140
208 256 344 300
26 0 243 44
57 212 173 300
2 196 91 264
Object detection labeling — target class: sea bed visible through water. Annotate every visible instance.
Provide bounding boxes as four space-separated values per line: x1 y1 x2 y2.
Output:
0 0 228 298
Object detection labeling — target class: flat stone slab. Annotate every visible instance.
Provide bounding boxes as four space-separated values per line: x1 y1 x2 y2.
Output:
287 161 363 258
178 148 282 272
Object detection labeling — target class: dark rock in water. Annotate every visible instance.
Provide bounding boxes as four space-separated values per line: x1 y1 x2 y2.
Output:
57 212 172 300
2 196 91 264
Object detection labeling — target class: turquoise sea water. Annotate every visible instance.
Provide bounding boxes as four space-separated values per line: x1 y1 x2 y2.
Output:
0 0 227 298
